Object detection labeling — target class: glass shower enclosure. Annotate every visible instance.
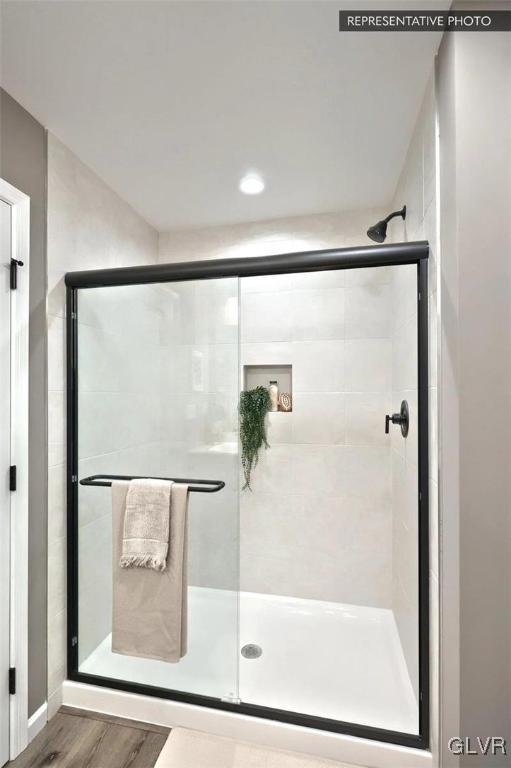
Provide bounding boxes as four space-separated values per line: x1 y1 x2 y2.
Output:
66 241 429 749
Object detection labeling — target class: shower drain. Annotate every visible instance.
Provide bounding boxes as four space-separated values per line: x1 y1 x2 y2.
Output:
241 643 262 659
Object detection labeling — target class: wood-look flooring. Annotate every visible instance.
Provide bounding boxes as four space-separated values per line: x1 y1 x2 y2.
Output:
8 707 169 768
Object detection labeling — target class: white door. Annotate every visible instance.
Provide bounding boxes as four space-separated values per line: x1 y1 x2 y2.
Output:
0 199 12 767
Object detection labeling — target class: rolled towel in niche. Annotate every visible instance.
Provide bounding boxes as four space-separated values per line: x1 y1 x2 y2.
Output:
268 380 279 411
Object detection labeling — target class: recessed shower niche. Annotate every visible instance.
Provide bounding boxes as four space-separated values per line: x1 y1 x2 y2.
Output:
243 364 293 411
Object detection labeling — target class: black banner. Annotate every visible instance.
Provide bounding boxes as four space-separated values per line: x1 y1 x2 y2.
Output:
339 10 511 31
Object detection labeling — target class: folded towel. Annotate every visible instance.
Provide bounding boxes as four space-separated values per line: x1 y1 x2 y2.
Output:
120 478 172 571
112 481 189 662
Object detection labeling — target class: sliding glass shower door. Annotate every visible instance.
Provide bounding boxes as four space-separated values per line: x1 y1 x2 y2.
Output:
68 246 428 747
76 278 240 702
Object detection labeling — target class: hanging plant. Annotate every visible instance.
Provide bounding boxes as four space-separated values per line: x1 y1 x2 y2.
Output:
240 386 272 490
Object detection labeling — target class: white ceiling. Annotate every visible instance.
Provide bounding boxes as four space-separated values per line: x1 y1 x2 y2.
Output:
1 1 444 232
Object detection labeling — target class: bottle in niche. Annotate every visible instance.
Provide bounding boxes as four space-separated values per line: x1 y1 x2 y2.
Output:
268 380 279 412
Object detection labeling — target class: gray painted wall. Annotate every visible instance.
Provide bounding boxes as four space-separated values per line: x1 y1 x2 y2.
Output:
0 88 48 717
456 27 511 765
436 33 460 768
437 18 511 766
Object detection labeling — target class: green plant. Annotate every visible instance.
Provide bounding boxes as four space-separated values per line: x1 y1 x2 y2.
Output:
240 386 272 490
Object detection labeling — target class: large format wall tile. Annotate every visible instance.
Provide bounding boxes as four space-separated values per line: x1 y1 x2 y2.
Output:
47 134 159 706
344 284 391 339
47 315 65 392
241 291 296 343
292 340 345 392
292 287 345 341
389 70 439 712
292 393 345 445
159 207 394 608
239 261 393 607
345 339 392 392
345 392 391 447
240 491 392 605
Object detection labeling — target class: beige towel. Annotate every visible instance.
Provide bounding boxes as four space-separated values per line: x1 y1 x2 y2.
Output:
112 481 189 662
120 478 172 571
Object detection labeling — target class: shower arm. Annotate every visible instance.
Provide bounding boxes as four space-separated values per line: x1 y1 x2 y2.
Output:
383 206 406 225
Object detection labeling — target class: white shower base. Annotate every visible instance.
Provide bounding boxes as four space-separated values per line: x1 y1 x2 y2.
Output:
80 586 418 735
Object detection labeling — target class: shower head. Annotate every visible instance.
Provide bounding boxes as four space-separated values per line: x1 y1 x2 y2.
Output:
367 206 406 243
367 220 387 243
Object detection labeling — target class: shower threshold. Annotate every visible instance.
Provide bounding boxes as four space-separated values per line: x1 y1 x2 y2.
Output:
79 586 418 736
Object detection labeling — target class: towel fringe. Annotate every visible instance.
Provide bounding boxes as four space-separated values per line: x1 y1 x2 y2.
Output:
119 554 167 572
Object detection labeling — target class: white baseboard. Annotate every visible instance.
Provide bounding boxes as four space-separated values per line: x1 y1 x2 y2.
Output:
27 702 47 743
47 685 63 720
62 681 432 768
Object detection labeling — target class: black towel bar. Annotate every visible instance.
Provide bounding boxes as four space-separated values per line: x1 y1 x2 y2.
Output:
79 474 225 493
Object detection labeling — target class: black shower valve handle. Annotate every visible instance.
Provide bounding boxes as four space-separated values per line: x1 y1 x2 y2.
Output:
385 412 404 433
385 400 410 437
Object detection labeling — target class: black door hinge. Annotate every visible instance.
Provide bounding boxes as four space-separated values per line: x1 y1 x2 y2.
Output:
9 667 16 695
10 258 24 290
9 465 16 492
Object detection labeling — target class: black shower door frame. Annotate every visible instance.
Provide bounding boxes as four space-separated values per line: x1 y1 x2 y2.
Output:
65 240 430 750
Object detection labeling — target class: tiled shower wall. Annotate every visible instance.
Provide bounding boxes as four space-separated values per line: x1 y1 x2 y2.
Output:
389 71 440 739
78 280 240 664
159 208 394 608
48 181 391 708
46 130 439 715
156 278 239 592
76 285 167 664
158 120 440 714
240 269 394 606
158 208 388 264
50 180 387 708
46 134 158 715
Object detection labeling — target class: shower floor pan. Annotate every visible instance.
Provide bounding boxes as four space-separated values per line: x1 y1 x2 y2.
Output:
79 586 418 735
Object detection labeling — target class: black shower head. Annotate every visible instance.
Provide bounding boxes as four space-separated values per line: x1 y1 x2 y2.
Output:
367 206 406 243
367 220 388 243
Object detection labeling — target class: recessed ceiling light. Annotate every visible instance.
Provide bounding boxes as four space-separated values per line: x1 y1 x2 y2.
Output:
239 173 265 195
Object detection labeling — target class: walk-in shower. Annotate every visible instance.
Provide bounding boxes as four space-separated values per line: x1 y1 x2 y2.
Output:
65 241 429 750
